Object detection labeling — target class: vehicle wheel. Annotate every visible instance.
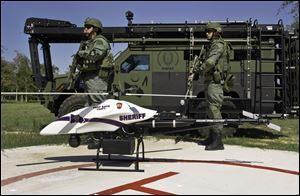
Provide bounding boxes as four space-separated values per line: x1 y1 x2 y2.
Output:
58 95 87 117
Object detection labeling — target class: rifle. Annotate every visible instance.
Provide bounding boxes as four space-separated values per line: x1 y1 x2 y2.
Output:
67 42 86 90
185 45 205 98
67 56 80 90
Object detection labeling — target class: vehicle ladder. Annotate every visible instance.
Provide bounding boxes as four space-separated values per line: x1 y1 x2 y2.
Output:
285 29 299 116
187 26 195 97
254 20 286 118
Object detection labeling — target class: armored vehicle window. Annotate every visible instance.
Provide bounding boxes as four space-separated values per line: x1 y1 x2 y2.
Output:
121 55 149 73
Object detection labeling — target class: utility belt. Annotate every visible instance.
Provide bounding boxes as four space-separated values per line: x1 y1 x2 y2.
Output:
78 64 114 83
212 69 224 84
78 60 100 72
79 70 100 78
212 68 235 93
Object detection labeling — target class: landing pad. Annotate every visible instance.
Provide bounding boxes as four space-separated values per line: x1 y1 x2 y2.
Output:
1 138 299 194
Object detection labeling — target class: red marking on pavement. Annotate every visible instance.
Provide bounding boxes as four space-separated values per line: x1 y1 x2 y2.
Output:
1 158 298 189
92 171 178 195
139 158 300 176
134 186 176 195
1 163 94 187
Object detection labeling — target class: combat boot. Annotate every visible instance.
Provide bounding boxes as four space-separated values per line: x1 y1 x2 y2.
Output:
200 130 213 146
205 132 224 151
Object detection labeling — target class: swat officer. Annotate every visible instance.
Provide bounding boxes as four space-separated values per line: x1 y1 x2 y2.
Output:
70 17 111 106
196 22 232 150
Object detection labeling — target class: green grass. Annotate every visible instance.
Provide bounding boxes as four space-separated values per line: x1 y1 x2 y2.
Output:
1 103 55 131
1 103 299 152
166 119 299 152
1 103 68 149
1 132 68 149
223 119 299 152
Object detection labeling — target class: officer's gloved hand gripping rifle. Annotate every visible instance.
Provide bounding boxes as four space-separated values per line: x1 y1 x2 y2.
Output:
67 42 86 90
185 45 205 98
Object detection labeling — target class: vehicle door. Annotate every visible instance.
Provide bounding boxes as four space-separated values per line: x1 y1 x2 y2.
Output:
115 49 152 107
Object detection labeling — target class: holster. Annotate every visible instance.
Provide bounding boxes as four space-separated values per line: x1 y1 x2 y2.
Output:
223 73 235 93
213 70 222 84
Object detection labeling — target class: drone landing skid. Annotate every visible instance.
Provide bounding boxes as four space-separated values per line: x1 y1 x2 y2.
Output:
78 137 145 172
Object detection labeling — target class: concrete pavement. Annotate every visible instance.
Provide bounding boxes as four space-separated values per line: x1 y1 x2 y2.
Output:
1 137 299 194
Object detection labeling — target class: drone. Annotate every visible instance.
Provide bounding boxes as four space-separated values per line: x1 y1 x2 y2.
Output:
40 98 280 171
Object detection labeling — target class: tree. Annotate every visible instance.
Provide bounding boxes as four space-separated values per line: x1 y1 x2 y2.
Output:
277 1 299 29
1 58 16 92
13 51 36 102
1 46 16 94
40 63 60 76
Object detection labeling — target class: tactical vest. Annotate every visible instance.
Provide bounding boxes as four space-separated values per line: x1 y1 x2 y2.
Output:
214 38 235 92
204 38 235 92
213 38 231 77
81 34 111 72
99 52 115 83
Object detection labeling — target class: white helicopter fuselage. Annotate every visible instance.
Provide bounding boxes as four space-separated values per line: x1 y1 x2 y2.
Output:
40 99 157 135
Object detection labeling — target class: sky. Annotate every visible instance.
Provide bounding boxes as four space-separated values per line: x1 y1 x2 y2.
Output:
1 1 295 73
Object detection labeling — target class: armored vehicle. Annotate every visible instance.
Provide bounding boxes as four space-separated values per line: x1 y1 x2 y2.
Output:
24 12 299 122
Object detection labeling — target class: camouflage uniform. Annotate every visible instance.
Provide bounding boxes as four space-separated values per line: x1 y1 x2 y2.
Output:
197 22 231 150
75 18 111 106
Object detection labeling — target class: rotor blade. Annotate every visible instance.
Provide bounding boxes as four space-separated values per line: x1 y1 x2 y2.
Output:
0 92 109 95
267 123 281 132
125 93 196 98
1 91 197 98
242 110 259 119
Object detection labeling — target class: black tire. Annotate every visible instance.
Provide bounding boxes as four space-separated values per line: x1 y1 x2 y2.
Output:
58 95 87 117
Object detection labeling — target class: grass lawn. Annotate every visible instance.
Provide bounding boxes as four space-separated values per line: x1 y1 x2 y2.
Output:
1 102 68 149
223 119 299 152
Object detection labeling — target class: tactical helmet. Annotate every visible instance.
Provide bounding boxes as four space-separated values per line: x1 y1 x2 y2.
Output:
206 22 222 33
84 18 102 30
